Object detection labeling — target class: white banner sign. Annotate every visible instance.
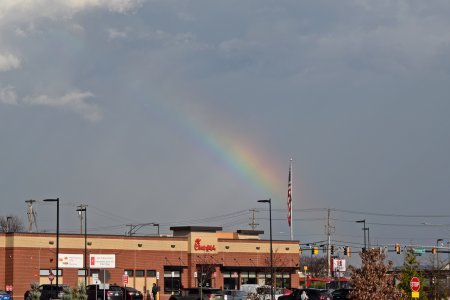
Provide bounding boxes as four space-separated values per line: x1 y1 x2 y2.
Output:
90 254 116 268
58 254 83 268
333 258 346 272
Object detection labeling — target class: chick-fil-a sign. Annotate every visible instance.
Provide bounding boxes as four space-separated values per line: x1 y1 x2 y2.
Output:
194 238 216 251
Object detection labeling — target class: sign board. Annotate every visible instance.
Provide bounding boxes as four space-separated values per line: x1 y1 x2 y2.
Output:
90 254 116 268
58 254 83 268
194 272 198 278
99 283 110 290
48 272 54 282
412 291 419 298
122 274 129 285
413 248 425 255
332 259 347 272
410 277 420 292
156 271 160 280
92 273 101 284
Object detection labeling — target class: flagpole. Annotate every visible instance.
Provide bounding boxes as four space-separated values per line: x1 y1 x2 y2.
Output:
290 159 293 241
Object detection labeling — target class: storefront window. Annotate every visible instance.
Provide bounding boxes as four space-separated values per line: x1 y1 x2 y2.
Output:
223 271 240 290
240 271 257 285
164 270 181 294
136 270 145 277
275 273 290 288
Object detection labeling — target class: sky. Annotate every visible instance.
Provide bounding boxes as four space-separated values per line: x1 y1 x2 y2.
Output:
2 0 450 266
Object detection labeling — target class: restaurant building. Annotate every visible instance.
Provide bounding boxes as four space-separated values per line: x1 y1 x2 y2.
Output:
1 226 300 299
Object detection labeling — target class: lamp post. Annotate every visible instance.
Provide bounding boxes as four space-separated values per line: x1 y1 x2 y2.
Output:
258 199 273 300
436 238 443 300
77 205 88 286
44 198 60 287
356 220 367 250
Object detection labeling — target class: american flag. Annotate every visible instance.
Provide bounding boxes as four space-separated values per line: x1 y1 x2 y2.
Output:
287 160 292 227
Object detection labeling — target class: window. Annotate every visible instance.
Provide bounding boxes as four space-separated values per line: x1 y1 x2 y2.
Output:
276 273 290 288
39 269 62 276
125 270 134 276
164 270 181 294
136 270 145 277
223 271 239 290
147 270 156 277
78 269 86 276
240 271 256 284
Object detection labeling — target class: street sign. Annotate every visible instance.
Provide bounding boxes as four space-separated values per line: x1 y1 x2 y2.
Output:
122 274 129 285
48 272 55 282
410 277 420 292
413 248 425 255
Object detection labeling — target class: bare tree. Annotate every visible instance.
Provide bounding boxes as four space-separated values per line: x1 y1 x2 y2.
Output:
0 215 24 232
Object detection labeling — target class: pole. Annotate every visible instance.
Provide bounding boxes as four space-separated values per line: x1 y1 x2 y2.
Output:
289 159 293 241
327 209 331 278
84 208 87 286
258 199 273 300
269 199 273 300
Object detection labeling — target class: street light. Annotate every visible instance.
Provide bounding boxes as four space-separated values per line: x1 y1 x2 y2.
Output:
436 238 443 300
258 199 273 300
44 198 60 287
356 220 367 250
76 205 87 286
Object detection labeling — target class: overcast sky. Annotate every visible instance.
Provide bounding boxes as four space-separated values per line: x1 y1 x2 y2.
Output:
2 0 450 265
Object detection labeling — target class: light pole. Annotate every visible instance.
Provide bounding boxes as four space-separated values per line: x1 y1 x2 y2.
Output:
356 220 367 250
436 238 443 300
44 198 60 287
77 205 88 286
258 199 273 300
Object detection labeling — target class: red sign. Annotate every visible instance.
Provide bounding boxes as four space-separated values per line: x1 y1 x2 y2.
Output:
194 238 216 251
48 272 55 282
122 275 129 285
410 277 420 292
6 285 13 291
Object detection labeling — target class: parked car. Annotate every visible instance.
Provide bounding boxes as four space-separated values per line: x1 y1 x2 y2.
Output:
87 284 124 300
24 284 67 300
256 286 292 300
0 290 12 300
278 288 332 300
169 288 224 300
223 290 250 300
121 287 144 300
331 288 352 300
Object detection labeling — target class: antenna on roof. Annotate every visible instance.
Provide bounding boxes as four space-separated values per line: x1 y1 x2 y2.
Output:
25 199 38 232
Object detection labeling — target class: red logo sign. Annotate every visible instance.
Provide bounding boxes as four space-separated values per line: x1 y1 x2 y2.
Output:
410 277 420 292
48 272 55 282
194 238 216 251
123 275 129 285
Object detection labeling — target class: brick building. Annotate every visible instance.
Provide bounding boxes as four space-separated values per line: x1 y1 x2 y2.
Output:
1 226 300 299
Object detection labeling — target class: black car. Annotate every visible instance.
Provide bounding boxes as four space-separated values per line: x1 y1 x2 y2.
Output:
331 288 352 300
278 288 331 300
169 288 224 300
87 284 124 300
121 287 144 300
24 284 66 300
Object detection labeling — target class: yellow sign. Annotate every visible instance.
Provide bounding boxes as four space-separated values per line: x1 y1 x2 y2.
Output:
304 266 308 271
412 291 419 298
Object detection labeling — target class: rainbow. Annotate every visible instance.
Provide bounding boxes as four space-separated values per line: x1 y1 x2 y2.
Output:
156 95 286 202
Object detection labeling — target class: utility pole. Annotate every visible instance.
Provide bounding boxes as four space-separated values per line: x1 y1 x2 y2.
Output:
249 209 259 230
77 204 87 234
325 208 334 278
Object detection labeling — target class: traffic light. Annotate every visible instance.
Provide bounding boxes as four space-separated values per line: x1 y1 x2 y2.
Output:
330 245 334 255
395 243 400 254
344 246 350 257
432 247 437 254
313 246 319 255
